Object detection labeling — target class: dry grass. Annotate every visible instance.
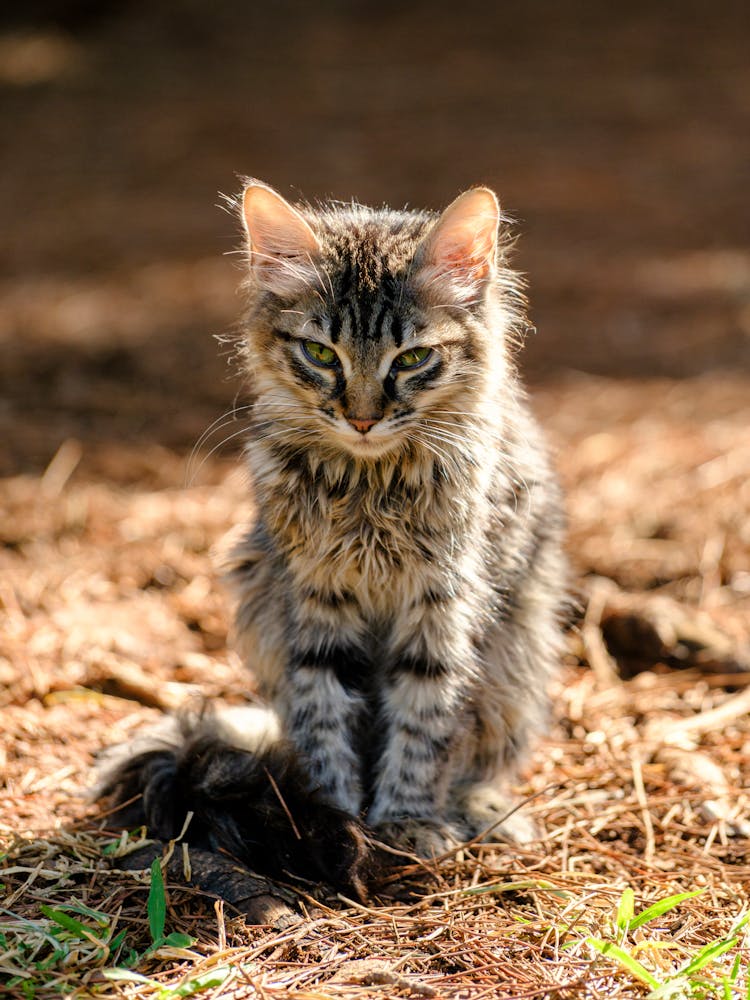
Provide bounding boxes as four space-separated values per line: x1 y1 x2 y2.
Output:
3 372 750 999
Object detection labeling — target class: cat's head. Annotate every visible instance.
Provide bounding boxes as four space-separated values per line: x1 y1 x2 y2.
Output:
238 180 516 461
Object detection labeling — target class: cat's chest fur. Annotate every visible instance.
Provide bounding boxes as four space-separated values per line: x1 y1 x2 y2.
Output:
251 440 475 611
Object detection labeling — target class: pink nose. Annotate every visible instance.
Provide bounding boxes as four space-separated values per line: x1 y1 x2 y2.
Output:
348 417 378 434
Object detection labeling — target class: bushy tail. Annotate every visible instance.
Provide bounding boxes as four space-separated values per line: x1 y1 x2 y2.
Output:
97 714 377 899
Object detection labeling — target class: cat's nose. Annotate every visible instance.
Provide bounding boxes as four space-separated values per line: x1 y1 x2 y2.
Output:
348 417 378 434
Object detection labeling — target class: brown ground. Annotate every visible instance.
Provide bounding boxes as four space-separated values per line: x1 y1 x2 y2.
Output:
1 2 750 997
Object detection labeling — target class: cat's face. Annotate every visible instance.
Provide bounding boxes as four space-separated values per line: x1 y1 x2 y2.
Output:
241 183 504 461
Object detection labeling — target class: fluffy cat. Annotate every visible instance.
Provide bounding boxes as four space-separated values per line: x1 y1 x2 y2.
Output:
99 181 566 888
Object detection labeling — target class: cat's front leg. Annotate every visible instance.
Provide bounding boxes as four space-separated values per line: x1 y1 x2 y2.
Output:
280 634 369 817
367 599 475 853
230 539 367 816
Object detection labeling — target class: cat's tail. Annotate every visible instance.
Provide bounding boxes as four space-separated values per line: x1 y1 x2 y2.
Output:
95 707 377 900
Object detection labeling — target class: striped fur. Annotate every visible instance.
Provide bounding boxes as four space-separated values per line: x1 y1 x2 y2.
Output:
221 182 567 853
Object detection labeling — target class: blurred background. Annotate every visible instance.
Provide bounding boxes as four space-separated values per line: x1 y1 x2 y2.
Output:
1 0 749 479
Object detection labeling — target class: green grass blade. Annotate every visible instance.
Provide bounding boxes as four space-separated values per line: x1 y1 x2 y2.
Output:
464 879 571 899
34 948 68 971
728 909 750 936
61 901 112 926
169 965 233 997
728 952 742 984
630 890 703 929
616 888 635 932
102 968 162 987
163 932 197 948
646 975 695 999
39 905 102 941
108 928 128 955
148 857 167 945
679 936 738 976
586 937 661 989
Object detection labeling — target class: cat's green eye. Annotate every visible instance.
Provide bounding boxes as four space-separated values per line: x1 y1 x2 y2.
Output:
302 340 338 367
393 347 432 370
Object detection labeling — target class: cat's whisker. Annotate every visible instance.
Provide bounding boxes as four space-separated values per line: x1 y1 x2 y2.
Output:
410 430 464 475
187 404 256 484
256 405 319 417
419 440 473 471
420 409 471 422
430 407 481 418
418 420 476 446
414 441 463 480
418 432 473 456
429 299 482 318
186 423 256 486
493 459 534 517
305 252 335 302
248 249 326 305
419 267 485 299
252 417 319 436
253 418 324 442
189 403 254 451
419 419 477 440
252 394 323 413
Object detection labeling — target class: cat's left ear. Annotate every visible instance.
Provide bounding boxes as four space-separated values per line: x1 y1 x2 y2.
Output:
241 181 322 295
415 187 499 305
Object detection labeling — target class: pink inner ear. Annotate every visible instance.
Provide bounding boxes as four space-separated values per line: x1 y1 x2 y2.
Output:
421 189 500 297
243 185 319 257
242 183 321 292
442 242 492 281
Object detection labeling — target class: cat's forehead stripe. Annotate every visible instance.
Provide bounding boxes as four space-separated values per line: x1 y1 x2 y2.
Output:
324 248 408 346
390 313 404 348
306 207 432 348
329 312 342 344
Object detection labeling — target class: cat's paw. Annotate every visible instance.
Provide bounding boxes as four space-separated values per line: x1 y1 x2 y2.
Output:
321 815 379 901
374 818 462 859
449 785 538 844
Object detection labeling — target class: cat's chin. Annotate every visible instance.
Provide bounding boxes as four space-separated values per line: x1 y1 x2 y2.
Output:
335 431 401 461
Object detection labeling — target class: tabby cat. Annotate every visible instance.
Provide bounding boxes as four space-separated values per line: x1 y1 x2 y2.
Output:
100 181 566 889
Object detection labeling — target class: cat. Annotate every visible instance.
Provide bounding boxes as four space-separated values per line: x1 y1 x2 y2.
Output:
98 180 566 894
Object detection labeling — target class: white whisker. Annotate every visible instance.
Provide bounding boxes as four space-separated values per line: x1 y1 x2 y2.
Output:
187 422 255 485
186 403 256 484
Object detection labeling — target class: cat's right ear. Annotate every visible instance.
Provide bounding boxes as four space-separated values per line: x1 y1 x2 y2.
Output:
414 187 500 306
241 182 321 295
